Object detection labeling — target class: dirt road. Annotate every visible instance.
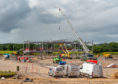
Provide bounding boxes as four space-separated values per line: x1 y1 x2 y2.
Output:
0 59 49 78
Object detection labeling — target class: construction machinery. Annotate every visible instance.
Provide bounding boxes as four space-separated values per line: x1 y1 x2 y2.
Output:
59 43 71 59
103 53 112 59
53 56 62 63
59 8 94 59
53 43 71 63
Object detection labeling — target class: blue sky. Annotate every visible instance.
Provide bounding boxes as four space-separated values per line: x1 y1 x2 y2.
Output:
0 0 118 43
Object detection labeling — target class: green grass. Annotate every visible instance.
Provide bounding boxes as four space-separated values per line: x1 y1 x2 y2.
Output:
93 52 118 55
0 71 16 77
0 51 17 54
33 51 93 55
103 52 118 55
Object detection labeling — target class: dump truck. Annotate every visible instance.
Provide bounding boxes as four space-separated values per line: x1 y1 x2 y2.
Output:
48 64 80 77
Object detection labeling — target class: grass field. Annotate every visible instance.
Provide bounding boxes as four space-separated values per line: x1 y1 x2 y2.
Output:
95 52 118 55
103 52 118 55
0 51 17 54
0 50 118 55
0 71 16 77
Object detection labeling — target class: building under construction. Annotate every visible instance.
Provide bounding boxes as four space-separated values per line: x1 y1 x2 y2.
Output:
23 40 93 56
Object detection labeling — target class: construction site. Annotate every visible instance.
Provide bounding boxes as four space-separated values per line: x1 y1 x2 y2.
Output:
0 6 118 84
1 46 118 84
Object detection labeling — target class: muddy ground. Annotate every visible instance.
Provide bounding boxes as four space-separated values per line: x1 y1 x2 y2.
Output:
0 55 118 84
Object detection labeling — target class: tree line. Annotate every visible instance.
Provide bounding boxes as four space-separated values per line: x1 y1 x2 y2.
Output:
93 42 118 53
0 43 80 51
0 42 118 54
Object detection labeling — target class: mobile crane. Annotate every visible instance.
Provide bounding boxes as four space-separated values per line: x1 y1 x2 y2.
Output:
59 8 94 60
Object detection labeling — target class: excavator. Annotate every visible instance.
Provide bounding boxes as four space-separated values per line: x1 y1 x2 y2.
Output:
103 53 112 59
59 8 95 61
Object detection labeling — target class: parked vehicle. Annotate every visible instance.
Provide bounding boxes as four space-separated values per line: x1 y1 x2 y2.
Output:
103 53 112 59
80 62 103 78
48 64 80 77
53 56 62 63
80 54 97 61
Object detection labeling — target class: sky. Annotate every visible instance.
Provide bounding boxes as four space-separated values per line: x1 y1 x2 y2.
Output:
0 0 118 43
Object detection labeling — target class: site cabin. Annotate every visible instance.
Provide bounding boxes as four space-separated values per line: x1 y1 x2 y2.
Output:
48 64 80 77
80 62 103 78
48 66 64 77
65 64 80 77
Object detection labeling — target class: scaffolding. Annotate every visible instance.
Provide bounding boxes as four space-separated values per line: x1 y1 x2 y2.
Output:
23 40 93 59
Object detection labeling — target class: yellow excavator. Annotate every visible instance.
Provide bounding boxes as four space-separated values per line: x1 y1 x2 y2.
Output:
59 43 71 59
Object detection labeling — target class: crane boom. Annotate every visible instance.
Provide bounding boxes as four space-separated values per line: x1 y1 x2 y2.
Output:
59 8 89 54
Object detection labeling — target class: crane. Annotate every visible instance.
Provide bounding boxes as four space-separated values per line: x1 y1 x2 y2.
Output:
59 8 90 56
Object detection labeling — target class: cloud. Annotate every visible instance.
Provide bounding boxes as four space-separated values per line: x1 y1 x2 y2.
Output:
0 0 118 43
0 0 31 32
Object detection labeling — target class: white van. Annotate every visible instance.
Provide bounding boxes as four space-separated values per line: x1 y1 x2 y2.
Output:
80 62 103 78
